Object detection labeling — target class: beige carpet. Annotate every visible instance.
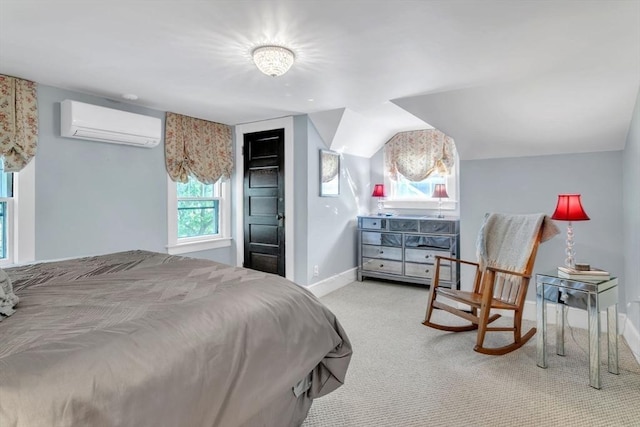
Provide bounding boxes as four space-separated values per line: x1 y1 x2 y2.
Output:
303 280 640 427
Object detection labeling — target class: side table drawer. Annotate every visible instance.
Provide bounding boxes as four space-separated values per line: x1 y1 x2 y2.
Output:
405 263 452 281
362 245 403 260
405 248 450 263
362 258 403 275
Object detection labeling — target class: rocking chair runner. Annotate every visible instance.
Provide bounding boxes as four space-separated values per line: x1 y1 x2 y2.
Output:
423 213 559 355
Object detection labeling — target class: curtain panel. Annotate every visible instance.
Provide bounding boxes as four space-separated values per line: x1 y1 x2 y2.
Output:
0 75 38 172
165 112 233 184
384 129 456 182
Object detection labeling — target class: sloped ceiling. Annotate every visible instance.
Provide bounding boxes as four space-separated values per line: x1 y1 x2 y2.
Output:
0 1 638 159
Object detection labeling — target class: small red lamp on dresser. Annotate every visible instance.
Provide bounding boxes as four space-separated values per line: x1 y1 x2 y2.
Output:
371 184 386 215
551 194 590 268
432 184 449 218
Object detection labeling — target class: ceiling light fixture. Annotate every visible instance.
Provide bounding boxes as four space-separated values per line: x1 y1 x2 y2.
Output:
252 45 295 77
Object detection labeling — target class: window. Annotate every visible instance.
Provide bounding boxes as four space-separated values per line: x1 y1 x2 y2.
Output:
177 178 219 239
382 129 459 212
167 175 231 255
0 159 34 267
0 164 13 263
390 173 446 201
384 163 458 211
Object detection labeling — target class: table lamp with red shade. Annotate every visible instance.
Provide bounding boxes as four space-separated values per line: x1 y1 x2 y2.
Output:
551 194 590 268
372 184 386 216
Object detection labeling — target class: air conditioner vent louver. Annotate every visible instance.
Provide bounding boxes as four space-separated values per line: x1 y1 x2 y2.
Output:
60 99 161 148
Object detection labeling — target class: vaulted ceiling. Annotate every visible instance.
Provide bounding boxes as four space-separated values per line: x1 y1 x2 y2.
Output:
1 1 638 159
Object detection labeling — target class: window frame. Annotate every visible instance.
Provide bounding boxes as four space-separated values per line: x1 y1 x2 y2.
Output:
166 174 231 255
0 197 14 265
0 159 35 267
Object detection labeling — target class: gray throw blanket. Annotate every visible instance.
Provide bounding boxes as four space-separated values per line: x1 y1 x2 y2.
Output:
476 213 559 273
0 268 18 320
475 213 559 303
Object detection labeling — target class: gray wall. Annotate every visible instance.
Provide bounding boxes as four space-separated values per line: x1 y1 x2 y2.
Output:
460 151 625 304
623 89 640 330
35 85 234 263
306 118 370 285
293 115 310 284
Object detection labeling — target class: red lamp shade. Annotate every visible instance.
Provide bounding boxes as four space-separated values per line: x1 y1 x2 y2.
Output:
372 184 386 198
432 184 449 199
551 194 590 221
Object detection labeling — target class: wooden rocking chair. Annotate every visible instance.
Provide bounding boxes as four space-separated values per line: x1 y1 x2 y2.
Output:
423 213 557 355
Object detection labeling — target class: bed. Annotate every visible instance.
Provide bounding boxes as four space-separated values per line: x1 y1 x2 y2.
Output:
0 250 352 427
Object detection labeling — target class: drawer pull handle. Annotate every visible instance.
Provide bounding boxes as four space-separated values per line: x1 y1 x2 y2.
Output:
380 250 384 254
373 222 377 225
425 269 430 273
380 264 384 267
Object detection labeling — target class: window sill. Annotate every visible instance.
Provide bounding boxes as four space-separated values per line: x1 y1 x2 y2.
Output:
0 259 14 268
167 237 232 255
383 199 458 210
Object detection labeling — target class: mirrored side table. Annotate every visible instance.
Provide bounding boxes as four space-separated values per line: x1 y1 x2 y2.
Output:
536 272 619 389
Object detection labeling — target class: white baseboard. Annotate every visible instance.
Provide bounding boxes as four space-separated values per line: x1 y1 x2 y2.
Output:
307 268 357 298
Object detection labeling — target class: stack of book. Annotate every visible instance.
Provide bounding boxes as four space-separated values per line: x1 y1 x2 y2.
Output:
557 266 610 282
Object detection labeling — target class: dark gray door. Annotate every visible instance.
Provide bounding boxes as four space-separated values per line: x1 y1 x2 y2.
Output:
243 129 285 276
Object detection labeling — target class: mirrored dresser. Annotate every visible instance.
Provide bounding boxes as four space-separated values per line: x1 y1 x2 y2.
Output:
356 215 460 289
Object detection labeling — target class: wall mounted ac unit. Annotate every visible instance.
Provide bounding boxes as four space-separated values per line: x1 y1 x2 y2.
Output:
60 99 162 148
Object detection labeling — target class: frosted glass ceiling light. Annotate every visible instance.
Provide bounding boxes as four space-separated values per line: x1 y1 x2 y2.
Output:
252 45 295 77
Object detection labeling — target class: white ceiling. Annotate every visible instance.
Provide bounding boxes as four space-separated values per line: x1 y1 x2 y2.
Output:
1 1 638 159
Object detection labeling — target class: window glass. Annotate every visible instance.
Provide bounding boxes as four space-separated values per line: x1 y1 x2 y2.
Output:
390 173 446 200
0 163 13 260
0 163 13 198
177 177 220 239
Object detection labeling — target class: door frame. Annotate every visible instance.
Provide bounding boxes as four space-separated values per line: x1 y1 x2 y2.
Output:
234 117 295 281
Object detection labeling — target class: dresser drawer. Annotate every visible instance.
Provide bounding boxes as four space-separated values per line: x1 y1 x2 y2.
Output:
361 231 402 247
420 220 454 234
404 248 450 263
362 245 403 260
405 263 452 281
404 234 452 250
388 218 419 232
362 258 403 275
361 217 384 230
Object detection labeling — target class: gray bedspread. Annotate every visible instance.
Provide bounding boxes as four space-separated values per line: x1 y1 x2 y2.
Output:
0 250 352 427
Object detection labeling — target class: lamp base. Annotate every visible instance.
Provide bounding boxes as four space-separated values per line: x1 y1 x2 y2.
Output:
564 221 575 269
436 198 444 218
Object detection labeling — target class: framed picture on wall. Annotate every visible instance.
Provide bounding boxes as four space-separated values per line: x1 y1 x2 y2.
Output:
319 149 340 197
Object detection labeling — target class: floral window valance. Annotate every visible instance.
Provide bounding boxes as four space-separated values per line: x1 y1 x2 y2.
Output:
0 74 38 172
165 112 233 184
384 129 456 182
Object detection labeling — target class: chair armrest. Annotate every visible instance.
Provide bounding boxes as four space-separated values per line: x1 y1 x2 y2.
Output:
485 265 531 280
432 256 481 292
435 255 479 268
